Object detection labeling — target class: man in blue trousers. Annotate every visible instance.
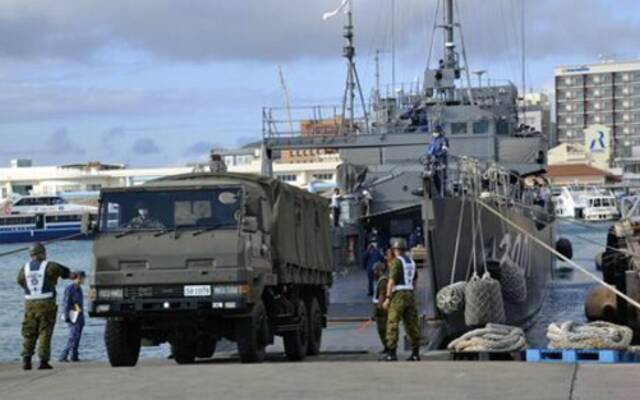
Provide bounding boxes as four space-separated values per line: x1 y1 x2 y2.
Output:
59 270 86 362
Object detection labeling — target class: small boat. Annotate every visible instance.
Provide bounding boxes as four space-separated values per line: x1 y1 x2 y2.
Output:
0 196 97 244
552 186 619 221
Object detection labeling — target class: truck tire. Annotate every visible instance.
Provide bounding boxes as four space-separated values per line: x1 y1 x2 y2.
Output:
236 301 268 363
196 338 217 359
283 299 309 361
306 297 323 356
105 319 141 367
171 341 197 364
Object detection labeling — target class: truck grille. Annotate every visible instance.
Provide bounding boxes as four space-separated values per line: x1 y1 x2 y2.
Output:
123 285 185 299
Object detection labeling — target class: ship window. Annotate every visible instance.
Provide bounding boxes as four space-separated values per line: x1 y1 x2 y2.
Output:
473 120 489 135
451 122 467 135
496 120 509 135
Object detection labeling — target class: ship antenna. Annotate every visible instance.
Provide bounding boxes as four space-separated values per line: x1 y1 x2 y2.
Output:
339 1 369 135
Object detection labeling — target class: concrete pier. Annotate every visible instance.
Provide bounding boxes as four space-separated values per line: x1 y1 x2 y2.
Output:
1 356 637 400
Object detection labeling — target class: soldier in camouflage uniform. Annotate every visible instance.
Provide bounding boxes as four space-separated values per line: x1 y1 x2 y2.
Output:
371 261 389 354
382 238 421 361
16 243 75 370
127 202 164 230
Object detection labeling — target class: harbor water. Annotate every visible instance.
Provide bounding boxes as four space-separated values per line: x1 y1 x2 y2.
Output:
0 221 609 363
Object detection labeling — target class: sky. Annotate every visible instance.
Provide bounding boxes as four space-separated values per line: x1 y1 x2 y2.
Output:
0 0 639 167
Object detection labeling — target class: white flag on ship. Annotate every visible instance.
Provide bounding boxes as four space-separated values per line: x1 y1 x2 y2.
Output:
322 0 351 20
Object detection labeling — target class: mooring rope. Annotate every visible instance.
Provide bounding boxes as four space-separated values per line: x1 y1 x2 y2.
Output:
478 200 640 312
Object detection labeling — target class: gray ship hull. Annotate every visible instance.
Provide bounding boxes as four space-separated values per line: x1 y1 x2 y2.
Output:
428 197 555 336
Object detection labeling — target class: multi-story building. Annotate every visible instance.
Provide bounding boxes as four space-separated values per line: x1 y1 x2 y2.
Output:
555 60 640 175
519 92 551 138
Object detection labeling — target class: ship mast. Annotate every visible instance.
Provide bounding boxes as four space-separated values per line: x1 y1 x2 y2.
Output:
340 2 369 135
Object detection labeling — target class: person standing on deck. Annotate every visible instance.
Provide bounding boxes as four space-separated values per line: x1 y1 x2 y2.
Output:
382 238 421 362
425 124 450 196
59 270 86 362
16 243 76 370
330 188 341 227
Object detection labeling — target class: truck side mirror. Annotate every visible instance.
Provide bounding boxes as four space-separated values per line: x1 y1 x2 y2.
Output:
81 213 96 235
242 216 258 233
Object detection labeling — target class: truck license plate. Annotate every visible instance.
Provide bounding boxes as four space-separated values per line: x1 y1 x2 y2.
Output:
184 285 212 297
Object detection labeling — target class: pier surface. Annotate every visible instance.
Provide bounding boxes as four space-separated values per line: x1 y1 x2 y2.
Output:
1 356 637 400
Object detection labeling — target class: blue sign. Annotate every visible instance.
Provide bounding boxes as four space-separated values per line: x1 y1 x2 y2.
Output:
589 131 607 153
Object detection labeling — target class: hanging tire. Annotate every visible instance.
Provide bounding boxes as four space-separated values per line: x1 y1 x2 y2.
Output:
236 301 268 363
306 297 323 356
196 337 217 359
283 299 309 361
555 238 573 260
171 340 197 364
105 319 141 367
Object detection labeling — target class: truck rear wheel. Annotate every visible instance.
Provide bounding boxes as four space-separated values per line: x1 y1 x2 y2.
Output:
307 297 323 356
105 319 141 367
283 299 309 361
236 301 268 363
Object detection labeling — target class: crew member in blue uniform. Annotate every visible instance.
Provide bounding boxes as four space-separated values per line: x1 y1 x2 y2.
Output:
59 270 86 362
362 241 385 296
425 124 450 196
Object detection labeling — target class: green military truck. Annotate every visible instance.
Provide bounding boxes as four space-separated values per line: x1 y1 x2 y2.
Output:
87 173 333 365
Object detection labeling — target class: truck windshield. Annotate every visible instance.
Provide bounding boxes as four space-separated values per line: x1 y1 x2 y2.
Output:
98 188 242 232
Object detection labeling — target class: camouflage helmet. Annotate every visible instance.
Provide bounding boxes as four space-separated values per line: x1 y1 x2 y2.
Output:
391 237 408 250
29 242 46 257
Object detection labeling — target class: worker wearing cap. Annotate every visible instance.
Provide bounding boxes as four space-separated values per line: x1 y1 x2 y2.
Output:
382 238 421 361
425 124 450 196
59 270 87 362
16 243 76 370
371 261 389 354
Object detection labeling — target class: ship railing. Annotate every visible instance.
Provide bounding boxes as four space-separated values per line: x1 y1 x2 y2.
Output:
262 105 371 140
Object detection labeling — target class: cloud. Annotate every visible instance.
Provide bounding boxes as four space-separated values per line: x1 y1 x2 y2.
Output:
131 137 160 155
101 126 126 151
183 141 218 156
0 0 637 65
45 128 85 156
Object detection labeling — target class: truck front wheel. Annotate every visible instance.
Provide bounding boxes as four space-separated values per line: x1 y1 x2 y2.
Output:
283 299 309 361
171 341 197 364
236 301 268 363
105 319 141 367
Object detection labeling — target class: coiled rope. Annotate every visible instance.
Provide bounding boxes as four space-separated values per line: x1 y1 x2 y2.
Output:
448 323 527 353
547 321 633 350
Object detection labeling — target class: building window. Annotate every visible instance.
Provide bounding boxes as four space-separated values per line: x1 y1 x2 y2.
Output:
624 114 631 122
594 102 601 110
277 174 297 183
86 184 102 191
623 100 630 108
594 76 601 84
623 87 630 95
594 115 601 123
624 127 631 135
312 173 333 181
565 91 573 99
623 73 630 82
566 117 573 124
565 104 572 112
564 77 572 85
594 89 601 97
451 122 467 135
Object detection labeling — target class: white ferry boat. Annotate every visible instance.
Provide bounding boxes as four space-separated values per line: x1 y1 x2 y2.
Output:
552 186 619 221
0 195 97 243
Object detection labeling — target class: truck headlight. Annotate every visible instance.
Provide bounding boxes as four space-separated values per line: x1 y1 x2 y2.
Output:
98 288 124 299
213 284 250 295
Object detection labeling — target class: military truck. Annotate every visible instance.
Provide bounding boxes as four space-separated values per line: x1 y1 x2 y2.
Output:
87 173 333 365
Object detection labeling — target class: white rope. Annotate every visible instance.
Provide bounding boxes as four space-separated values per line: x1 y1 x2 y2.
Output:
448 323 527 353
451 198 466 285
478 201 640 312
547 321 633 350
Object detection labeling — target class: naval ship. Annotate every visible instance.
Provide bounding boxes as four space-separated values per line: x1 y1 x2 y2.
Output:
260 0 564 347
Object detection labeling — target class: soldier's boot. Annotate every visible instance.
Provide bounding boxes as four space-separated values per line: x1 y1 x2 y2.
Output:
38 360 53 370
382 350 398 361
407 348 421 361
378 347 390 355
22 357 32 371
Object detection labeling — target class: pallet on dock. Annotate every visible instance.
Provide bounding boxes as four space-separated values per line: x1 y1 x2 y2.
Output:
450 351 525 361
526 349 639 364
